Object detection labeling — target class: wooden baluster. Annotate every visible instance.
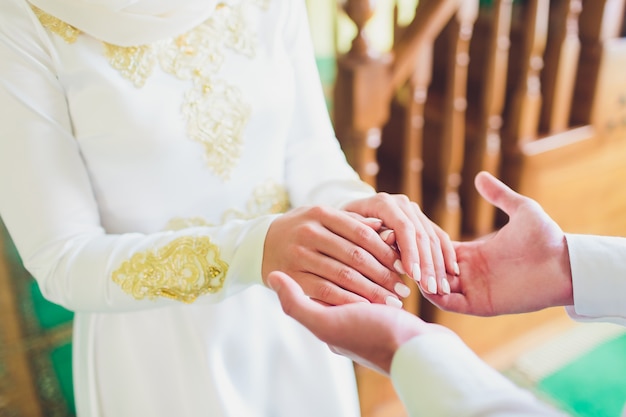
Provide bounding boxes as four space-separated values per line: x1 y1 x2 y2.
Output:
500 0 550 188
401 46 433 205
333 0 392 187
429 1 479 239
570 0 626 126
540 0 582 134
461 0 513 237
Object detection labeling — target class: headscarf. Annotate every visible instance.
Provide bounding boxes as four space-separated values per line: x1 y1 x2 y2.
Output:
27 0 219 46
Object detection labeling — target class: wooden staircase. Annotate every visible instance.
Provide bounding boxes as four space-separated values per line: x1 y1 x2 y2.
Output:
332 1 626 415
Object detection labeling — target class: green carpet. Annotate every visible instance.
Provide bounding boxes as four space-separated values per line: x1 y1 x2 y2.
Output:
505 323 626 417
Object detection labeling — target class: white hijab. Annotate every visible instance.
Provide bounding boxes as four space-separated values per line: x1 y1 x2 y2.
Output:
28 0 219 46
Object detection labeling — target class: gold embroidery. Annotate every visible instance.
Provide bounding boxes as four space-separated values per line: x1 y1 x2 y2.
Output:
32 0 268 179
103 43 157 88
166 217 212 231
221 4 257 58
31 6 81 43
165 180 290 230
183 79 250 178
222 180 290 222
112 236 228 303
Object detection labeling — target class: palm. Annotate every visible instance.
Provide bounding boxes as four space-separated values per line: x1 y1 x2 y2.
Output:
424 172 571 316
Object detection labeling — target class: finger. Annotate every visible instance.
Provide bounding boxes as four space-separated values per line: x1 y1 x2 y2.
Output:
347 213 384 231
474 171 526 217
343 195 421 280
285 218 407 305
323 208 399 267
379 228 396 246
310 254 405 307
267 271 327 327
432 224 459 293
319 210 409 299
415 212 449 294
408 210 440 292
421 290 471 315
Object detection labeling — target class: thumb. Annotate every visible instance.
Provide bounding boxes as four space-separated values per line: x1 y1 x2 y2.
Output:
474 171 525 217
266 271 321 325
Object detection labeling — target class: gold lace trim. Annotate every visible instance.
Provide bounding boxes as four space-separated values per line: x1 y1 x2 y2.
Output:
33 1 268 180
221 180 290 222
112 236 228 303
103 43 156 88
31 5 80 43
166 180 290 230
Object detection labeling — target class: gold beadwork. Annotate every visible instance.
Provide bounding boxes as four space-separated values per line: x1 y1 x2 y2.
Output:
183 79 250 179
166 217 212 231
103 43 157 88
31 0 268 179
31 5 81 43
221 180 290 222
165 180 290 230
112 236 228 303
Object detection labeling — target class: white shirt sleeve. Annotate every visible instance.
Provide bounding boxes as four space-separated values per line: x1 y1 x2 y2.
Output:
565 233 626 326
390 333 568 417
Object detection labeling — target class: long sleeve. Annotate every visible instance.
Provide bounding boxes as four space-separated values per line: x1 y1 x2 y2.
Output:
1 0 359 314
565 234 626 326
390 333 568 417
0 8 270 312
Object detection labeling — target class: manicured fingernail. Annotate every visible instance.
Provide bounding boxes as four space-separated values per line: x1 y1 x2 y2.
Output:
266 277 278 291
442 278 451 295
393 259 406 275
426 276 437 294
385 295 403 308
453 262 460 276
394 282 411 298
380 229 393 242
412 263 421 283
366 217 383 224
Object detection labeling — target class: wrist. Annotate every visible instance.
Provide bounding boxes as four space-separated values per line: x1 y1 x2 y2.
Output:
555 234 574 306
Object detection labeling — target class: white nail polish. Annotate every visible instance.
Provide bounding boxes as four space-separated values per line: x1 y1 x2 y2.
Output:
385 295 403 308
412 263 421 283
442 278 451 295
380 229 393 242
394 259 406 275
453 262 460 276
427 276 437 294
394 282 411 298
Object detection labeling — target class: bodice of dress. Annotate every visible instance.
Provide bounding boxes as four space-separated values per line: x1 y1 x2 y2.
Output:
0 0 374 312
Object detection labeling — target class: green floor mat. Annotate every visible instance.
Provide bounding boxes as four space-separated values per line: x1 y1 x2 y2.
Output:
505 322 626 417
538 334 626 417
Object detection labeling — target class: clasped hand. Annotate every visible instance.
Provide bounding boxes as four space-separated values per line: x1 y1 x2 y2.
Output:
262 192 458 306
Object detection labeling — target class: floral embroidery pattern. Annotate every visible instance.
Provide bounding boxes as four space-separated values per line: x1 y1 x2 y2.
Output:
221 180 290 222
112 236 228 303
31 6 80 43
32 1 270 179
165 180 290 230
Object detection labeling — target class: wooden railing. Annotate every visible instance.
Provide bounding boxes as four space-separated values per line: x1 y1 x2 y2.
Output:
332 3 626 416
333 0 626 241
335 0 626 334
